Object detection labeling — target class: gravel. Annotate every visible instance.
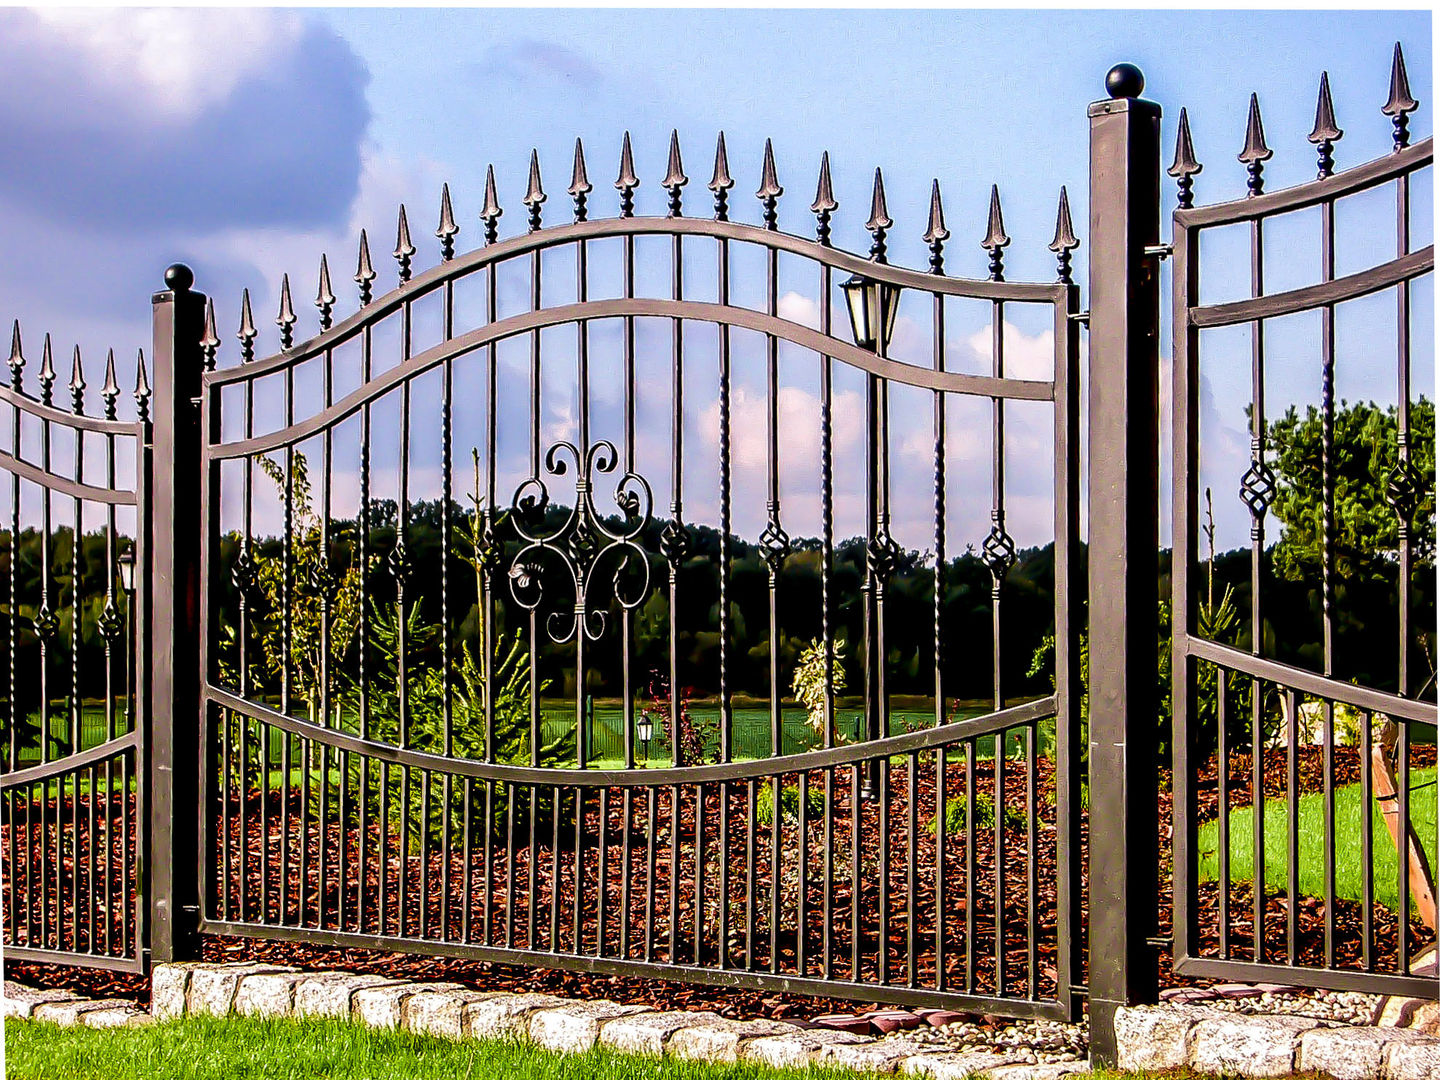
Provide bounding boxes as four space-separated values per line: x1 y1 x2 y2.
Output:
870 987 1381 1063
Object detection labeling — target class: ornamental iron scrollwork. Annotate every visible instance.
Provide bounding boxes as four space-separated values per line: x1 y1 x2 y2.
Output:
508 439 652 644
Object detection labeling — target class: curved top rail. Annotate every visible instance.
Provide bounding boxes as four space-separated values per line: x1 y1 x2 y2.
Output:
0 384 146 437
225 216 1069 382
205 682 1055 787
1175 137 1431 230
206 298 1055 458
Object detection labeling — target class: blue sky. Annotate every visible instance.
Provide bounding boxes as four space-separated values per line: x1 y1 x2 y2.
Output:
0 7 1431 556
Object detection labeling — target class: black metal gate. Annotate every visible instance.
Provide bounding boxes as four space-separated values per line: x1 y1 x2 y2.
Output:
193 133 1084 1017
1170 55 1437 998
0 334 151 973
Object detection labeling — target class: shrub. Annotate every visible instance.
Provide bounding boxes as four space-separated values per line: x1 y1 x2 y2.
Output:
755 779 826 827
929 792 1026 837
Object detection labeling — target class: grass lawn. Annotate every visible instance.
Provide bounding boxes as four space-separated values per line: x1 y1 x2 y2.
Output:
4 1014 873 1080
2 1014 1208 1080
1196 767 1438 913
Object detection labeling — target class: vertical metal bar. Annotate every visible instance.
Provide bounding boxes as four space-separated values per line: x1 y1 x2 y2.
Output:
1248 208 1268 966
1170 215 1200 981
994 730 1005 995
1086 74 1162 1062
1395 170 1412 703
907 750 918 987
440 271 454 939
149 265 206 961
718 238 733 768
965 739 975 994
1361 712 1374 969
1398 722 1411 973
1286 690 1299 965
1055 280 1082 1016
461 776 473 943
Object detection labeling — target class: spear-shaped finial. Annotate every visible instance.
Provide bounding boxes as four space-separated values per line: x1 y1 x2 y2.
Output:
569 138 592 222
276 273 296 349
1383 42 1419 151
134 349 150 424
394 205 416 282
436 184 459 261
38 333 55 406
523 150 546 232
1308 72 1343 179
923 179 948 274
709 132 734 221
101 348 119 419
756 139 782 230
481 165 503 244
1169 107 1202 209
1238 93 1272 197
981 184 1010 281
811 152 838 246
662 130 688 218
200 295 220 371
615 132 639 218
1049 186 1080 284
238 288 257 363
315 254 336 330
355 229 376 305
68 345 85 415
9 321 23 391
864 167 892 262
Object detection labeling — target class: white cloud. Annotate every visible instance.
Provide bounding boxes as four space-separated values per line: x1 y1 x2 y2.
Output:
25 9 303 124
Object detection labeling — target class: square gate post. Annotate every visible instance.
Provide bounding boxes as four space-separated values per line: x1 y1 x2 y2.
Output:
148 264 206 963
1085 65 1162 1064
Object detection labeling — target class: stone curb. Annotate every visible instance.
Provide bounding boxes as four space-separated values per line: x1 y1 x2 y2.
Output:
3 963 1085 1077
1115 1002 1440 1080
13 964 1440 1079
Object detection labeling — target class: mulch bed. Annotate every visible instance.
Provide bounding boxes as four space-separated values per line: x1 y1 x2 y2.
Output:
4 745 1436 1019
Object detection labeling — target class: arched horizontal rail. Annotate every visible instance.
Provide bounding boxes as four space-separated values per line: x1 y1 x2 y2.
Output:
205 298 1056 460
0 945 144 974
0 386 146 436
1189 246 1432 328
0 730 138 787
1176 137 1431 229
221 216 1069 383
206 683 1055 785
1183 635 1437 726
0 449 139 505
192 917 1071 1019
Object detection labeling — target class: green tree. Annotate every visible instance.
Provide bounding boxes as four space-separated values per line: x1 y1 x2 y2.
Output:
1268 397 1436 582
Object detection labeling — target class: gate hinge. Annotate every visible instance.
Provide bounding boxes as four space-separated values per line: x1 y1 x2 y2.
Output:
1068 311 1090 326
1144 244 1174 261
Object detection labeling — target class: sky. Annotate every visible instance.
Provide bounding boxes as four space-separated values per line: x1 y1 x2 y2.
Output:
0 6 1431 559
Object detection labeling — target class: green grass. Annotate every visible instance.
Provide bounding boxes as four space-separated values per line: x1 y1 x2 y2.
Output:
5 1014 867 1080
1197 767 1439 913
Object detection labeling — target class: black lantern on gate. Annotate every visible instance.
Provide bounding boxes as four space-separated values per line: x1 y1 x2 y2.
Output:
117 546 136 596
636 714 654 764
840 274 900 354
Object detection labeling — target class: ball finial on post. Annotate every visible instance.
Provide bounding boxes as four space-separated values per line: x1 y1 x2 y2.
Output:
164 263 195 293
1106 63 1145 100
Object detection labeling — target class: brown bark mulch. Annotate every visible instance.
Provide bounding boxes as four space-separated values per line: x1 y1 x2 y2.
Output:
4 746 1436 1019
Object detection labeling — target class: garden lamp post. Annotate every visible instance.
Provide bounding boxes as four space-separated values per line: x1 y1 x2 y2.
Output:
636 715 653 765
118 546 136 727
841 273 899 801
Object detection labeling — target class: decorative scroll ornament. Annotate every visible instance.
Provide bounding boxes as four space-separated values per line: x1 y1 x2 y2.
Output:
508 439 653 643
231 543 259 601
1386 453 1423 526
96 599 123 642
32 603 58 642
866 528 901 585
1239 456 1277 535
982 514 1017 586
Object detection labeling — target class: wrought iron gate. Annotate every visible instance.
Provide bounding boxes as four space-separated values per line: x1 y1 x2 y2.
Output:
0 335 150 972
1170 52 1437 997
193 131 1084 1016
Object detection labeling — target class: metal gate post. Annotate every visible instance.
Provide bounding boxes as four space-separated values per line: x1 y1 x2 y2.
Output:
148 264 207 962
1085 65 1162 1064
